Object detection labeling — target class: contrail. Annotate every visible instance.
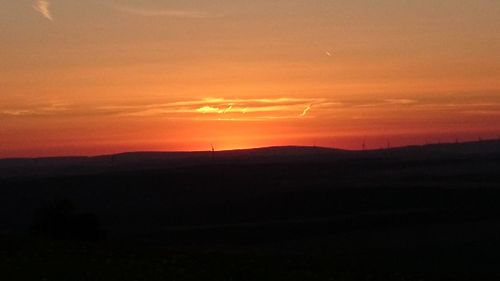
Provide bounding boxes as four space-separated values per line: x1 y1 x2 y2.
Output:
314 42 334 57
33 0 53 20
301 105 312 116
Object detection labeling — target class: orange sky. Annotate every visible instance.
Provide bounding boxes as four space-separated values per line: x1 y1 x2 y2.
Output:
1 1 500 157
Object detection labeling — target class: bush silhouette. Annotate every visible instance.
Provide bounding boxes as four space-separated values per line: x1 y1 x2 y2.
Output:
31 199 106 242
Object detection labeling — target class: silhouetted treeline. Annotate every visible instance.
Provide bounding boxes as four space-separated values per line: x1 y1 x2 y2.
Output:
30 198 106 242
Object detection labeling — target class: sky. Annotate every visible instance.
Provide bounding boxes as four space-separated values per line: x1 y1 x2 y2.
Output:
1 0 500 157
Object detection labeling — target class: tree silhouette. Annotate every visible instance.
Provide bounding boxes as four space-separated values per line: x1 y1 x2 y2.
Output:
31 198 106 242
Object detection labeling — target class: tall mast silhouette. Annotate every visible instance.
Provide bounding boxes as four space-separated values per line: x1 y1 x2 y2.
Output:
211 144 215 162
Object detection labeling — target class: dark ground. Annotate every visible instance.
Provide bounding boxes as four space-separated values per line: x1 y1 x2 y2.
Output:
1 140 500 280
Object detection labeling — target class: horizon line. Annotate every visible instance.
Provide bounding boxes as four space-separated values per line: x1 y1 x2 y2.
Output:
1 138 498 161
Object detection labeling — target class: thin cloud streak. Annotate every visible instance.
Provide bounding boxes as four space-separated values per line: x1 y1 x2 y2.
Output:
33 0 53 20
0 101 70 117
4 97 498 120
112 4 211 18
116 97 324 118
0 97 324 119
384 99 418 105
96 97 324 115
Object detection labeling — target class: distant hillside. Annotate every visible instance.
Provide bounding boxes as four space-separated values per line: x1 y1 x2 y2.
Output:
1 140 499 179
1 137 500 277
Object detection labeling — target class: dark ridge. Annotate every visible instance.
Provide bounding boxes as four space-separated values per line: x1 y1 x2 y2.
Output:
1 139 500 278
1 140 500 180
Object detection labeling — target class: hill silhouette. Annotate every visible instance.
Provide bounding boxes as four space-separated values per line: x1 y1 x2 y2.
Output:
1 139 499 179
1 139 500 279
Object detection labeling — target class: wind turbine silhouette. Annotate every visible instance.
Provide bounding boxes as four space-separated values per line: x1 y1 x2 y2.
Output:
211 144 215 162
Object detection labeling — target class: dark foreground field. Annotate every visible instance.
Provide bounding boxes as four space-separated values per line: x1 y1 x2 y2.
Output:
1 140 500 280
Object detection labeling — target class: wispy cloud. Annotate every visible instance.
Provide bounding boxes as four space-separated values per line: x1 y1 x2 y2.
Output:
384 99 418 105
33 0 53 21
112 4 211 18
1 97 326 120
460 110 500 116
6 96 498 121
0 101 70 117
352 99 419 108
112 97 325 120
